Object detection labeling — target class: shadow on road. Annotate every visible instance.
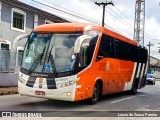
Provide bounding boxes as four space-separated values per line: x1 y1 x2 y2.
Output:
17 91 147 111
100 91 146 102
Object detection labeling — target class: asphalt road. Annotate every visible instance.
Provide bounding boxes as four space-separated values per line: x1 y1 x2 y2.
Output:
0 81 160 117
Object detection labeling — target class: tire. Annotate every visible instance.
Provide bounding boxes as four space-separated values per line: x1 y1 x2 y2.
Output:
129 81 138 95
87 82 100 104
152 81 155 85
151 82 154 85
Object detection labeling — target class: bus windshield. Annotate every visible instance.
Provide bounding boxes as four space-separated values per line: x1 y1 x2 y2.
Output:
22 32 82 73
22 30 100 74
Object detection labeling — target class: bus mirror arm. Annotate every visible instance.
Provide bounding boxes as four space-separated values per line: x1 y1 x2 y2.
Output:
13 34 29 51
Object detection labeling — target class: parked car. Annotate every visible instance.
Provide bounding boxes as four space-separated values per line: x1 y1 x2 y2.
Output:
146 73 155 85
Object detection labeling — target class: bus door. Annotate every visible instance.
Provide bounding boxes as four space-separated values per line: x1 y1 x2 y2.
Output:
74 34 99 98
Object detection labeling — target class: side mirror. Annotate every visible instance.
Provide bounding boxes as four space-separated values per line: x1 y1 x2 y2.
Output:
74 35 91 54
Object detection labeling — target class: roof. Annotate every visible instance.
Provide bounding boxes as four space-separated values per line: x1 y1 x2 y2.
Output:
150 56 160 67
0 0 68 23
34 23 138 46
34 23 96 32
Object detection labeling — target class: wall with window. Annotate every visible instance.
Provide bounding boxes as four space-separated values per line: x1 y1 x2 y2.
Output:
0 3 62 72
45 19 54 24
1 4 34 45
38 18 54 25
38 18 45 26
1 4 57 47
0 4 34 73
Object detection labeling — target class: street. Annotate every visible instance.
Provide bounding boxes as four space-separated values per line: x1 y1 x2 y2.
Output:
0 81 160 117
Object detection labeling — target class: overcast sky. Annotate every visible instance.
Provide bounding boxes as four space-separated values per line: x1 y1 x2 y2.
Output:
20 0 160 58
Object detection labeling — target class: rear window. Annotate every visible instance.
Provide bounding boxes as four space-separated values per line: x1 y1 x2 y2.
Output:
147 73 153 78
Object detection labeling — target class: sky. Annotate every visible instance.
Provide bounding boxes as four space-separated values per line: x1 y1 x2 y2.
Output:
20 0 160 59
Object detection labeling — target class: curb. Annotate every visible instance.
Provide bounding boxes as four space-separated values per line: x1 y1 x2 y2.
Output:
0 87 18 96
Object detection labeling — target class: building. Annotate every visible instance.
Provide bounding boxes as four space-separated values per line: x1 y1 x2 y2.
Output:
0 0 68 86
0 0 68 73
150 56 160 78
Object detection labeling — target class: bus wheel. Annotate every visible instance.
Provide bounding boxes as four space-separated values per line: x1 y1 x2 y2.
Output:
129 81 138 95
88 82 100 104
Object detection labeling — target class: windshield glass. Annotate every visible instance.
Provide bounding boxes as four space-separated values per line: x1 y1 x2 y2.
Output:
47 33 81 73
22 33 51 72
22 30 100 74
22 32 82 73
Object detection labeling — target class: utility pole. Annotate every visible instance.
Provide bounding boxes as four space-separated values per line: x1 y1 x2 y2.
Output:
95 1 114 27
158 43 160 53
146 42 154 70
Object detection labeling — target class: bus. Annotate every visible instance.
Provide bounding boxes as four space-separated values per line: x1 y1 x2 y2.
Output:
18 23 148 104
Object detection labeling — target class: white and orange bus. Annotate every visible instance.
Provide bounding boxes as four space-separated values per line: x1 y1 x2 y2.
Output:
18 23 148 104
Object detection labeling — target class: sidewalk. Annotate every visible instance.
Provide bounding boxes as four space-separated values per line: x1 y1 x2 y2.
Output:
0 87 18 95
155 78 160 81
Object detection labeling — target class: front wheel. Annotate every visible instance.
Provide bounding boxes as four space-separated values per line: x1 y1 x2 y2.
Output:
87 82 100 104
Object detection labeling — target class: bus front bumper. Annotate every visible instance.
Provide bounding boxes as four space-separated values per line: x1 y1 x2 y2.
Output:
18 81 76 101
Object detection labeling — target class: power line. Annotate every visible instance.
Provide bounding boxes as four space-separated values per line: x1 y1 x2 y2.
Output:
114 6 134 25
95 1 114 26
31 0 96 23
30 0 155 41
90 0 134 28
107 6 134 28
112 6 152 39
31 0 102 24
109 4 155 40
112 3 155 40
91 0 134 37
42 0 100 24
90 0 155 40
31 0 126 36
106 7 134 30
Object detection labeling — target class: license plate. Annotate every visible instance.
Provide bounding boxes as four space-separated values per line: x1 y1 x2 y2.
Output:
35 91 45 95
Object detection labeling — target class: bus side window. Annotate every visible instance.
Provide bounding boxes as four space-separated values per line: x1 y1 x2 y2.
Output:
97 34 115 61
79 36 98 67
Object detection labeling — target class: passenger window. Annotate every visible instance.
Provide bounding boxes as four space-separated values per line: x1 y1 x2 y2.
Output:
97 34 148 63
97 34 115 60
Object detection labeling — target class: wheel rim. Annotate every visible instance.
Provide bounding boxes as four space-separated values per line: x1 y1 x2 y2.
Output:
92 83 100 102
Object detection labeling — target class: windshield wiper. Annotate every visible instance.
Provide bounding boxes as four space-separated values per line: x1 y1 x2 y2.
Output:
48 46 57 77
27 46 46 74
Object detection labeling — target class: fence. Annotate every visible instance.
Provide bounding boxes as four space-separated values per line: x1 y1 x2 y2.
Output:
0 50 23 73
